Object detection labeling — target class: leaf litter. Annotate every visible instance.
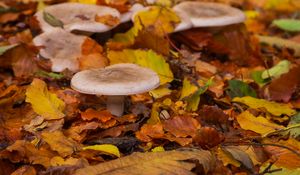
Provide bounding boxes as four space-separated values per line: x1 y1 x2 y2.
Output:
1 0 300 174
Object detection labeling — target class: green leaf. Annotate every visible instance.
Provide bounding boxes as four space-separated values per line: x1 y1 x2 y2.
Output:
107 49 173 85
257 35 300 56
227 80 257 98
35 70 64 79
0 44 18 56
43 11 64 28
261 60 291 79
272 19 300 32
251 70 270 86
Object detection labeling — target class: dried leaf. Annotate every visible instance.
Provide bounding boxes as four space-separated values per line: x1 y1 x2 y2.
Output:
42 130 80 157
83 144 120 157
25 79 65 120
257 35 300 56
222 146 254 170
236 111 284 135
232 96 296 116
136 123 164 142
75 149 215 175
163 115 201 138
107 49 173 84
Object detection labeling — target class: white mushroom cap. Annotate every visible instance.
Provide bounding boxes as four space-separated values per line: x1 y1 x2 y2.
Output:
33 28 87 72
71 63 160 95
120 3 145 23
35 2 121 33
173 1 246 27
131 6 192 33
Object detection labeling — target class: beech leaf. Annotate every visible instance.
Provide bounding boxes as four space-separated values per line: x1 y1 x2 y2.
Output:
232 96 296 116
83 144 120 157
25 78 65 120
236 111 284 135
107 49 173 84
75 149 215 175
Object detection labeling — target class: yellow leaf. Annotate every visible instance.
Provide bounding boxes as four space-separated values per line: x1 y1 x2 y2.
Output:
217 147 241 167
133 6 180 36
83 144 121 157
107 49 173 84
151 146 165 152
180 77 198 100
236 111 284 135
25 79 65 120
69 0 97 4
148 102 161 124
108 6 180 48
149 86 172 99
37 0 46 11
232 96 296 116
264 0 300 11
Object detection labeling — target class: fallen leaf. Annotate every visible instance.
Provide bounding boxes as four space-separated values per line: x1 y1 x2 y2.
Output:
0 140 56 168
0 44 18 56
81 109 113 123
163 115 201 138
222 146 254 170
25 79 65 120
236 111 284 135
95 14 120 27
42 130 81 157
83 144 120 157
75 149 215 175
272 19 300 32
257 35 300 56
107 49 173 84
217 147 241 167
226 80 257 99
263 138 300 169
264 65 300 102
261 60 291 79
193 127 225 149
11 165 36 175
136 123 164 142
43 11 63 28
232 96 296 116
151 146 165 152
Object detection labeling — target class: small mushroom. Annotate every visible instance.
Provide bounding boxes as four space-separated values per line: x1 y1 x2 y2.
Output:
71 63 160 116
33 28 106 72
173 1 246 27
35 2 121 33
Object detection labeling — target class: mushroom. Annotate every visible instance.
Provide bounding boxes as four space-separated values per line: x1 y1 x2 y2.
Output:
71 63 160 116
120 3 145 23
35 2 121 33
172 1 246 27
33 28 106 72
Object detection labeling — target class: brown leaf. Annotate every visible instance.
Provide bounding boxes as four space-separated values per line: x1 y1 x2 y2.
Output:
75 149 215 175
81 109 113 123
264 65 300 102
0 140 56 168
193 127 225 149
11 165 36 175
163 115 201 138
95 14 120 27
42 130 81 157
65 122 99 142
199 105 229 128
135 123 165 142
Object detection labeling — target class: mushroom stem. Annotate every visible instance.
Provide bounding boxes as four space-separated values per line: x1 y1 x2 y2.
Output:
107 95 125 117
